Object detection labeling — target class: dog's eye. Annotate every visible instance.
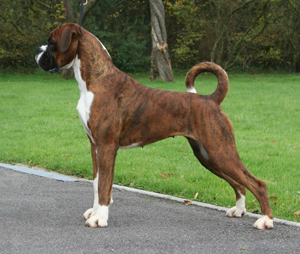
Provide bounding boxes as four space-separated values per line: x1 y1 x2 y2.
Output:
48 39 57 51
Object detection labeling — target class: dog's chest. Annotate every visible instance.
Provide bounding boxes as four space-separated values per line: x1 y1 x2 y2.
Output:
76 84 94 140
74 58 95 143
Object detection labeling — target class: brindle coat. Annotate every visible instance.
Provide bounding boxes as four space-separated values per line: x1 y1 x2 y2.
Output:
36 23 273 229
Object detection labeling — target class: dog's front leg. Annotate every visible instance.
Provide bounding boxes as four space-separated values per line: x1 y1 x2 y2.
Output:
83 143 99 221
83 143 117 228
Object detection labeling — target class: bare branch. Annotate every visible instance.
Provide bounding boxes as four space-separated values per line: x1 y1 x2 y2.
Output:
35 0 51 9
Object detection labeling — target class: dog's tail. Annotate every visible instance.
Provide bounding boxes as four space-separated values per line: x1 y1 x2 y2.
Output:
185 62 229 105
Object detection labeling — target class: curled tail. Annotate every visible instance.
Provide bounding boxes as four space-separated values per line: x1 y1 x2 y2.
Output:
185 62 229 105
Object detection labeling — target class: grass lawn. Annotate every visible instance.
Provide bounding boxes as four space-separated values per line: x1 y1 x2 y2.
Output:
0 69 299 222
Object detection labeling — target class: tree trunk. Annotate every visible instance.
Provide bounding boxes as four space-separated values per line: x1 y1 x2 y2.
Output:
149 0 174 82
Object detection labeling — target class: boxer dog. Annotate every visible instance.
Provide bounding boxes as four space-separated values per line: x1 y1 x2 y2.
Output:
35 23 273 229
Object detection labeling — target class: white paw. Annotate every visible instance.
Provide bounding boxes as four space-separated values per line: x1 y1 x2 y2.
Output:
83 208 95 220
253 215 274 230
85 215 108 228
84 205 109 228
226 206 246 217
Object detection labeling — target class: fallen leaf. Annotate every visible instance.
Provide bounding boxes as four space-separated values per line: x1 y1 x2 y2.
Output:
265 153 269 157
181 175 184 178
160 171 174 179
132 168 136 171
272 142 278 145
130 183 134 186
180 148 184 151
269 196 278 199
184 200 192 205
61 154 71 158
160 173 167 179
294 146 297 149
74 115 78 118
298 191 300 194
194 192 199 199
252 199 256 203
239 247 247 250
294 210 300 219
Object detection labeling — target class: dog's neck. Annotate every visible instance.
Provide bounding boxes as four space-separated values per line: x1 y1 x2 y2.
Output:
74 29 114 85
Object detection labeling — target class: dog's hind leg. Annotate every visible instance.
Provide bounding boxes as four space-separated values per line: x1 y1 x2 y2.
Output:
221 162 273 229
187 138 273 229
187 138 246 217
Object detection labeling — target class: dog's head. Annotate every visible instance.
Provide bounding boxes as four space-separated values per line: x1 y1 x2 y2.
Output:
35 23 81 74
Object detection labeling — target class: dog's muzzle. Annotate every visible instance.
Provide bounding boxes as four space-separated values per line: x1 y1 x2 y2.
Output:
35 46 60 74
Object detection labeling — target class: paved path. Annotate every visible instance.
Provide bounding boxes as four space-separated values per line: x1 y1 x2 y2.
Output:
1 166 300 254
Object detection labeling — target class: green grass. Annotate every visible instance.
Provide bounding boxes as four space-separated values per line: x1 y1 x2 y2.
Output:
0 70 299 222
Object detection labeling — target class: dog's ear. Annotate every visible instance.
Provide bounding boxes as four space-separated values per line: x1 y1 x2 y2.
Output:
59 25 81 53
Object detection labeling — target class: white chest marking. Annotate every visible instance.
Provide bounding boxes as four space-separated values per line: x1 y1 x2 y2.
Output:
73 55 95 144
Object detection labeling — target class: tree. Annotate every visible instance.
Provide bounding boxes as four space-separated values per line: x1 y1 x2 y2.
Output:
259 0 300 72
83 0 151 73
149 0 174 82
165 0 290 71
0 0 65 69
202 0 281 70
63 0 100 24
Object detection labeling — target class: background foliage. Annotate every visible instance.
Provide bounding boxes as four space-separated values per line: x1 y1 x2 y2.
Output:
1 0 300 73
0 0 65 69
84 0 151 73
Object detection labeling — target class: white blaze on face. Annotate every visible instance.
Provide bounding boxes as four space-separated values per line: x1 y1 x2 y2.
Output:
35 45 47 64
73 55 95 144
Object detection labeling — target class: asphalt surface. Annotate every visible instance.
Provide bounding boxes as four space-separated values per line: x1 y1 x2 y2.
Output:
1 166 300 254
